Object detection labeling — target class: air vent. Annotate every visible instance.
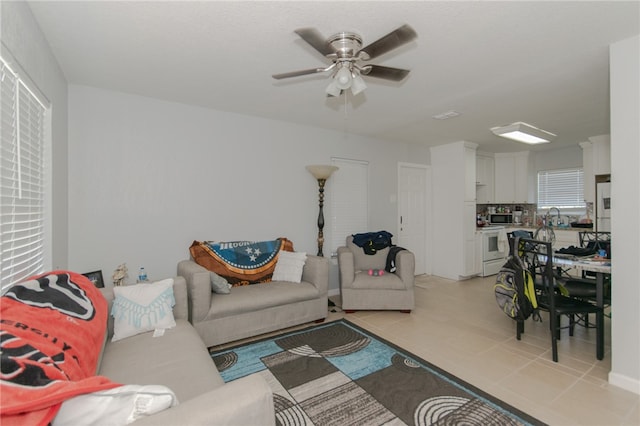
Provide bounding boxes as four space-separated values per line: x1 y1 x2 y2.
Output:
432 110 460 120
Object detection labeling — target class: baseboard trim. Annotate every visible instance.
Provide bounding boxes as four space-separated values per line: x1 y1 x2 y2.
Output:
609 371 640 395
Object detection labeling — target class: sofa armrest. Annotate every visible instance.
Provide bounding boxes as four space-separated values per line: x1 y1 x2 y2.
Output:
300 255 329 296
396 250 416 289
171 277 189 321
337 246 355 289
177 260 212 324
132 374 275 426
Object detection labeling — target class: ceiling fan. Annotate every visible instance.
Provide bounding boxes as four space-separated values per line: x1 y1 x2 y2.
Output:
272 24 417 97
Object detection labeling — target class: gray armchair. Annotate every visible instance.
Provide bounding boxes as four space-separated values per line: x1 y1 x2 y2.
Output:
337 235 415 312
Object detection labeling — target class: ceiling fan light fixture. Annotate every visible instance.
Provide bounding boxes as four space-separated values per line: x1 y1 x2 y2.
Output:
334 65 352 90
491 121 556 144
325 80 341 97
350 73 367 95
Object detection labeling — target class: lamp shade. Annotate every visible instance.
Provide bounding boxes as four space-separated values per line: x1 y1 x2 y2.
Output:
325 80 342 97
334 66 352 90
306 165 338 180
490 121 556 144
350 73 367 96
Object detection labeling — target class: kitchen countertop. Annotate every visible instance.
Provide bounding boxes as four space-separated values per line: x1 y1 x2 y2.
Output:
504 225 592 232
476 224 595 232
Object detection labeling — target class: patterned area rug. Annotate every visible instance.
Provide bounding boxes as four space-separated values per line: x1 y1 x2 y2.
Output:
210 320 545 426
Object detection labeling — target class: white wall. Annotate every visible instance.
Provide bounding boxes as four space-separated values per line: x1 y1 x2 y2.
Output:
1 2 68 269
533 145 582 172
68 85 414 288
609 34 640 394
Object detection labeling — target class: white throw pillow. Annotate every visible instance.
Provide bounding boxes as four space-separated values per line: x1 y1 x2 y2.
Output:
210 271 232 294
272 251 307 283
53 384 178 425
111 278 176 342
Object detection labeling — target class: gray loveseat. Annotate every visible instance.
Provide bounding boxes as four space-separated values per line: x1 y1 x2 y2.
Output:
97 277 275 425
177 255 329 347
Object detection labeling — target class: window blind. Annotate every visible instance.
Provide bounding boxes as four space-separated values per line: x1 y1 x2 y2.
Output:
1 57 47 293
329 158 369 256
537 168 584 209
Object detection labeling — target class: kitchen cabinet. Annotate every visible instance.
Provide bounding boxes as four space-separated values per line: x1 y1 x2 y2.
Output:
463 201 480 276
430 141 479 280
464 145 477 202
494 151 534 203
580 135 610 205
476 153 495 203
474 231 483 276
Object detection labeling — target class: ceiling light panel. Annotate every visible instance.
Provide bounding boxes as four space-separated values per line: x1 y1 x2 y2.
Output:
490 121 556 144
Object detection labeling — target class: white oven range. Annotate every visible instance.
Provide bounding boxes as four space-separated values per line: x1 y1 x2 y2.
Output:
478 225 507 277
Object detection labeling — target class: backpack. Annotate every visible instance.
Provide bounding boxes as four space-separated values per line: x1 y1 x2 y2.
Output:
494 255 539 321
385 246 406 273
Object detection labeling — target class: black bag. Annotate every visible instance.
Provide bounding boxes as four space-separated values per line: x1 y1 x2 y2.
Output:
385 246 406 273
352 231 393 255
556 240 606 257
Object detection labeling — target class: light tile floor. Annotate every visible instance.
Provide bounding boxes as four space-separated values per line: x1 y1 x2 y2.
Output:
214 274 640 425
338 275 639 426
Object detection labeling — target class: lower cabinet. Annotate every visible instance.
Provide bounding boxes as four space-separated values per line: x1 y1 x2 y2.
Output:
474 232 483 276
463 202 480 277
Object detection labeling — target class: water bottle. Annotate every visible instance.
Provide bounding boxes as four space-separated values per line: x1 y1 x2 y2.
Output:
138 267 148 283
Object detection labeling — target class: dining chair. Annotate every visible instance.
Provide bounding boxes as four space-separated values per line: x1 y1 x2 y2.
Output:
579 230 611 248
560 231 611 307
515 237 604 362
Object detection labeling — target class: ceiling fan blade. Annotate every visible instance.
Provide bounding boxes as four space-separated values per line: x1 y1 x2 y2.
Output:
361 65 411 81
272 68 326 80
359 24 417 60
294 28 336 57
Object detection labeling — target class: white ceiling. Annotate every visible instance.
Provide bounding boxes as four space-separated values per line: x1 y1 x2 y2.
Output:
28 1 639 153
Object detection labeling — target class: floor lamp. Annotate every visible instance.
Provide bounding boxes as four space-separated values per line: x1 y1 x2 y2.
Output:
306 165 338 257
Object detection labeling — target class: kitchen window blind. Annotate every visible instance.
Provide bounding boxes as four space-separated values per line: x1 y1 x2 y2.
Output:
537 168 584 209
329 158 369 257
1 56 49 293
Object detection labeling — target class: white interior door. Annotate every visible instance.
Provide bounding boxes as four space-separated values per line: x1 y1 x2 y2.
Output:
398 163 430 275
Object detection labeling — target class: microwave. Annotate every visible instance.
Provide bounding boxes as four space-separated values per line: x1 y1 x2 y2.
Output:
489 213 513 224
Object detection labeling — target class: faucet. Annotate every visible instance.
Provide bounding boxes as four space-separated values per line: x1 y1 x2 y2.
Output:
547 207 561 227
535 207 559 244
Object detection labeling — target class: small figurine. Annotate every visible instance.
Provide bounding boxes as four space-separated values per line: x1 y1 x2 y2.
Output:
112 263 128 286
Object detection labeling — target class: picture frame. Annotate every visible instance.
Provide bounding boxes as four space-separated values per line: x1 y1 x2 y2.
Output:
82 270 104 288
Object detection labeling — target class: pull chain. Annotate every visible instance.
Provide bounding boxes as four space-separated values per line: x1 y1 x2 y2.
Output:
343 90 348 118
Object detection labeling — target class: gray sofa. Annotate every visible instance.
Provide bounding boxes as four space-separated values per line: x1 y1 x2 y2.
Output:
177 255 329 347
96 277 275 425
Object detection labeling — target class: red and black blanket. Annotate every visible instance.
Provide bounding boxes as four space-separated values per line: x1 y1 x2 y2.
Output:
190 238 294 286
0 271 120 426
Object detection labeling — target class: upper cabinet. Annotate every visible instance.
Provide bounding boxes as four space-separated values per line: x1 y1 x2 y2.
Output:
464 144 477 202
476 153 495 203
494 151 535 203
580 135 611 204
